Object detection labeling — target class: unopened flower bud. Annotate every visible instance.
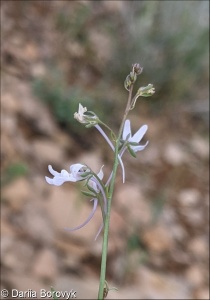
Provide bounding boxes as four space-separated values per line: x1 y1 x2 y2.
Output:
130 83 155 109
124 74 132 91
132 63 143 75
137 83 155 97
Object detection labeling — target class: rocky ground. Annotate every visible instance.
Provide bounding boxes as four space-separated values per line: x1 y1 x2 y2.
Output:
1 1 209 300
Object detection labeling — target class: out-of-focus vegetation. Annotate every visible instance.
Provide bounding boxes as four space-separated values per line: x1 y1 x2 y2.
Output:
1 162 28 186
1 2 209 298
31 0 208 132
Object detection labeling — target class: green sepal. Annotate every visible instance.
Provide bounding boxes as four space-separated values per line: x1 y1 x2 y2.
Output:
85 123 95 128
129 141 139 146
85 177 99 194
127 145 137 158
81 190 97 198
110 130 116 141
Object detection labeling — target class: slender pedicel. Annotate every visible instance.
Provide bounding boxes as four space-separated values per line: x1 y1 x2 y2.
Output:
95 124 125 183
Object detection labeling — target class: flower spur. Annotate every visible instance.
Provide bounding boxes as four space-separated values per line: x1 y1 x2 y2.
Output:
45 163 107 239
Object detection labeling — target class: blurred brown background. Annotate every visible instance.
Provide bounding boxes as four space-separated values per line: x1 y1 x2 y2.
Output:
1 1 209 299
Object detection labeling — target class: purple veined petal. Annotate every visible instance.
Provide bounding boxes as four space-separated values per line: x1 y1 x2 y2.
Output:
48 165 60 177
64 198 98 232
94 223 104 240
122 120 131 141
130 125 148 143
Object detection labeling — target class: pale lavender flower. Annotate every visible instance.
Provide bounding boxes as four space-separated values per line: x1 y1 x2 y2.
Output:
45 163 107 239
121 119 149 154
45 163 89 186
74 103 88 123
74 103 98 126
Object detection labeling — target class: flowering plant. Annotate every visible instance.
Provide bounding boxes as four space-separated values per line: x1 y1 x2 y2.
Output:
45 64 155 299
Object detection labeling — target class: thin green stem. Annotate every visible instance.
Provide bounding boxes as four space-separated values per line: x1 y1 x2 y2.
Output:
97 85 134 300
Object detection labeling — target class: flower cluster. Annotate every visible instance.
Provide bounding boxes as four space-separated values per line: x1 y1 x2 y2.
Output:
45 63 154 240
45 107 148 239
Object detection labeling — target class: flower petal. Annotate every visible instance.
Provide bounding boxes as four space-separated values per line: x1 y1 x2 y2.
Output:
45 176 65 186
97 165 104 180
64 198 98 232
70 163 86 180
48 165 60 176
122 120 131 140
131 141 149 152
60 169 70 176
130 124 148 143
45 176 55 185
78 103 87 115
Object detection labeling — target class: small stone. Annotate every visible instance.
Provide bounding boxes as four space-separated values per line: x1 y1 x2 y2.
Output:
191 137 209 159
185 265 204 287
1 93 19 113
32 139 65 165
142 225 174 253
1 238 34 272
45 187 101 242
115 185 152 226
188 237 208 259
177 189 200 206
32 248 58 280
181 208 204 227
2 178 31 211
137 267 192 299
55 276 98 299
164 143 188 165
194 286 210 300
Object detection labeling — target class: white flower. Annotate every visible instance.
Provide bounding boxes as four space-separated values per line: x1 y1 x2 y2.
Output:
74 103 88 123
87 165 104 193
122 119 148 153
45 163 90 186
45 163 106 239
74 103 98 127
45 163 104 190
138 84 155 97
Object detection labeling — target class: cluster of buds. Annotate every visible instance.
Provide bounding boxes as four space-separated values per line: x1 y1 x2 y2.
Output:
130 83 155 110
124 63 143 91
137 83 155 97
